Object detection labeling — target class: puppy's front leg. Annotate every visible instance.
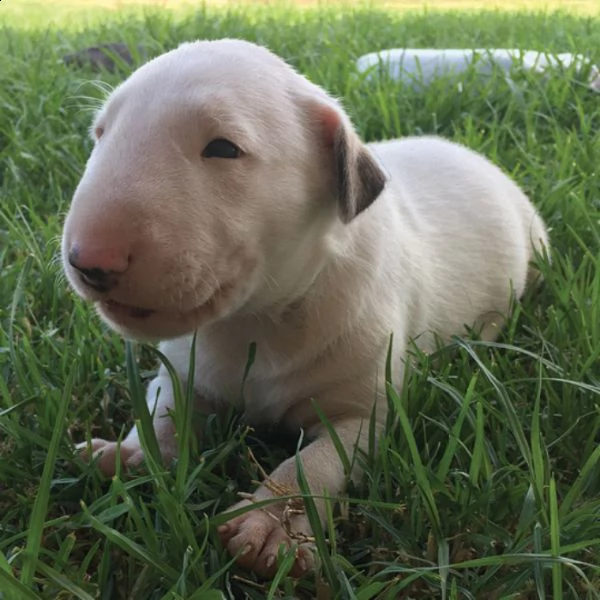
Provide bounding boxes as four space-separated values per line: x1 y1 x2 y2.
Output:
219 417 370 578
76 369 178 477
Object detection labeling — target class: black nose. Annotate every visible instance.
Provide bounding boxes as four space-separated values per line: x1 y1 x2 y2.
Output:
68 250 118 293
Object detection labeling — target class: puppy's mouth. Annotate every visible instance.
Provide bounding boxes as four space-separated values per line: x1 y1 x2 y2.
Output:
96 282 232 327
101 299 156 320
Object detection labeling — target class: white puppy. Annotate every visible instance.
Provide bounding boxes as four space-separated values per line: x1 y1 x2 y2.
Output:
62 39 549 578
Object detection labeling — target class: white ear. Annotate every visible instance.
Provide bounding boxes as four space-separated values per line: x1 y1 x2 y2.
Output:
310 101 387 223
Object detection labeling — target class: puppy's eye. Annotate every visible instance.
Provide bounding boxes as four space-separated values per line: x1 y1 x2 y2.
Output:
202 138 241 159
94 126 104 140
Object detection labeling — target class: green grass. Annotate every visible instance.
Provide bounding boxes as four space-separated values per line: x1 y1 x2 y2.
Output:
1 2 600 598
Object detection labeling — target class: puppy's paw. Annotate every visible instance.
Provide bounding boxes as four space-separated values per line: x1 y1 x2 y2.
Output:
218 498 316 579
75 438 143 477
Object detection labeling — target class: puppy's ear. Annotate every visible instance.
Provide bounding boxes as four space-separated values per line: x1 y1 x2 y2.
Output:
314 102 387 223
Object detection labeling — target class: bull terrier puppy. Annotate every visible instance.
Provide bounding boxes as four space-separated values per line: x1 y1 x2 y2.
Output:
62 39 549 578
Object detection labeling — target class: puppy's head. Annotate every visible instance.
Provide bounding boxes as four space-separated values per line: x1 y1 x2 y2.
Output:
62 39 387 341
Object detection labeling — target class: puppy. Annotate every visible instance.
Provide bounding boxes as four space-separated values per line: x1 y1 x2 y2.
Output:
61 39 549 578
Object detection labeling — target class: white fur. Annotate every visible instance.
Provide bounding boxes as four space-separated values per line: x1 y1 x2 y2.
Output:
62 39 549 578
356 48 600 92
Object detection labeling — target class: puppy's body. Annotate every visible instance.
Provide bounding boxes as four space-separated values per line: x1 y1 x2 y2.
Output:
62 39 548 578
163 136 544 426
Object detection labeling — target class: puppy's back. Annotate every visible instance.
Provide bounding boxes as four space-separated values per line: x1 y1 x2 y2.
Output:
368 136 548 340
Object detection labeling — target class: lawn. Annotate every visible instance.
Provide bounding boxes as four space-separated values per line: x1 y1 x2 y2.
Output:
1 1 599 598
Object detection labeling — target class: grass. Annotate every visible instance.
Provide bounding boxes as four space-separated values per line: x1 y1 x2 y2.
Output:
0 1 599 598
2 0 600 31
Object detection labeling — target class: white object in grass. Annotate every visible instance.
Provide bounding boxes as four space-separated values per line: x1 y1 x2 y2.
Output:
356 48 600 92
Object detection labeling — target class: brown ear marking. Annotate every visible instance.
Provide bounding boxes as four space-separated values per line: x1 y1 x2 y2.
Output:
315 101 387 223
334 125 387 223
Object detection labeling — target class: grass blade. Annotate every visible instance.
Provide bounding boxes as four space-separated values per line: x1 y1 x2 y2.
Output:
20 364 75 587
81 502 180 581
125 340 163 473
549 477 563 600
0 568 42 600
387 383 442 537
